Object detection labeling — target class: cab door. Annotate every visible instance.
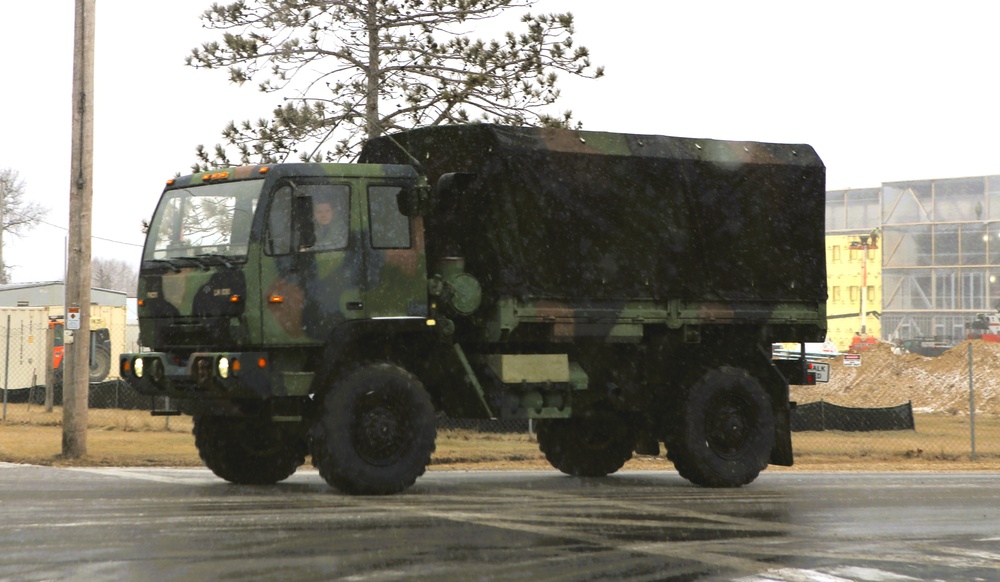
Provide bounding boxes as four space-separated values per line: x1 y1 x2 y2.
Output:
258 179 365 344
360 182 428 320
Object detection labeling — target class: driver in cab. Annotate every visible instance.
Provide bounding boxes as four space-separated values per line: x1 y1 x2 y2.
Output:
312 197 349 250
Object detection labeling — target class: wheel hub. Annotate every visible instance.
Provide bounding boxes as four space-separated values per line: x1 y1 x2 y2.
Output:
356 407 403 463
707 403 750 458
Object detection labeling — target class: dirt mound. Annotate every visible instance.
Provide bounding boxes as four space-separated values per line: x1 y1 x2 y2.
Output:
789 340 1000 415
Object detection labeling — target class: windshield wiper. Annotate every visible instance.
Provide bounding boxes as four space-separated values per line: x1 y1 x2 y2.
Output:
170 256 211 271
144 259 181 273
196 253 234 269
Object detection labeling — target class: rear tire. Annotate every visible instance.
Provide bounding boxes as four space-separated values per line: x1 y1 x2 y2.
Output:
536 413 636 477
193 416 306 485
311 363 436 495
665 366 774 488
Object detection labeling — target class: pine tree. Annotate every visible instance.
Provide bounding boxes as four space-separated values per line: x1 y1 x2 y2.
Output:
187 0 603 171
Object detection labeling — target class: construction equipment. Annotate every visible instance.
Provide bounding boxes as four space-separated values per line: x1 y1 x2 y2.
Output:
966 311 1000 342
50 317 112 384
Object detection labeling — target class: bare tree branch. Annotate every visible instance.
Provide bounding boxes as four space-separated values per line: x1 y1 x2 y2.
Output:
0 168 49 283
91 257 138 295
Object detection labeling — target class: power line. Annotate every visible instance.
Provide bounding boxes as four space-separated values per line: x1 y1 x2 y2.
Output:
5 211 144 248
35 218 144 248
2 179 145 249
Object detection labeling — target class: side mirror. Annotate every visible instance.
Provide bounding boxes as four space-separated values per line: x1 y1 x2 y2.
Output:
396 187 425 217
293 194 316 250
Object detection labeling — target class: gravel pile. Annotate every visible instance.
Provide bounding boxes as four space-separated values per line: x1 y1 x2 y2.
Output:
789 340 1000 415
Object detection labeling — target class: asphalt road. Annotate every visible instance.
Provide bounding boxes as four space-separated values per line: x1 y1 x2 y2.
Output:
1 464 999 581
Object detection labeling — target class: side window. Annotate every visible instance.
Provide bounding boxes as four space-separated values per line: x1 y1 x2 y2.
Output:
229 198 257 256
265 185 293 255
369 186 411 249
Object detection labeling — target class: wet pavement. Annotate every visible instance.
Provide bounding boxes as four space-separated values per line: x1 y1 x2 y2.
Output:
1 464 999 581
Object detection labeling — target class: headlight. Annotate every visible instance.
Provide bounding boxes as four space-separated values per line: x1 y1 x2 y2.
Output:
218 356 229 379
134 357 144 378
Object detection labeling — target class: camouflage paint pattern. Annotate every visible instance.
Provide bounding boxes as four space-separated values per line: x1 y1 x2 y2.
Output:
130 163 429 399
136 163 426 348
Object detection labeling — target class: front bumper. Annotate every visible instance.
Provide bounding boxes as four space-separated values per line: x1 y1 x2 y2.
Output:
119 352 311 399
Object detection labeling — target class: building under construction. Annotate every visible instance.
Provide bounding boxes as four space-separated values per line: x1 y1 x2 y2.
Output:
827 175 1000 348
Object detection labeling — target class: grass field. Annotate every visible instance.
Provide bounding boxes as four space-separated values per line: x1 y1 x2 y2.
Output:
2 403 999 472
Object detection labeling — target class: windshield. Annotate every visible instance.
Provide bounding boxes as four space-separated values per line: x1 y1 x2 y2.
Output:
144 179 262 261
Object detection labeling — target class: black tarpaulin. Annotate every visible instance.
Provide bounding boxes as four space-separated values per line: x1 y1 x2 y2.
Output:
360 124 826 304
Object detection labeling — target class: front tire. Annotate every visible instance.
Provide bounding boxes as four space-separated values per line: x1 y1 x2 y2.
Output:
665 366 774 488
311 363 436 495
193 416 306 485
536 413 636 477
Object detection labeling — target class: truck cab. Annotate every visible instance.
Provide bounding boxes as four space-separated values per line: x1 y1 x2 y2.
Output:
130 163 428 400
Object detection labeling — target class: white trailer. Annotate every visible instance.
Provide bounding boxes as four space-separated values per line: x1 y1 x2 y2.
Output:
0 307 50 393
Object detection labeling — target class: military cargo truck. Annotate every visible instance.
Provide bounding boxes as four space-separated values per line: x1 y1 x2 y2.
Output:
120 124 827 494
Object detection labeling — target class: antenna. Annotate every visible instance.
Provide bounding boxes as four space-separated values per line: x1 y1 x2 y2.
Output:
374 131 424 173
283 96 426 171
348 106 424 173
290 97 426 172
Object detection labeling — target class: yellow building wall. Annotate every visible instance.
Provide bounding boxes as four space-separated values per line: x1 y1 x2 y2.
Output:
825 234 882 352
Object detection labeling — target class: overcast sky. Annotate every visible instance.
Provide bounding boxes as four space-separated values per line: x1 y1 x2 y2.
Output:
2 1 999 285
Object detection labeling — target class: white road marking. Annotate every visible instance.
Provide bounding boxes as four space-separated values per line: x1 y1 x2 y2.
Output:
65 466 214 484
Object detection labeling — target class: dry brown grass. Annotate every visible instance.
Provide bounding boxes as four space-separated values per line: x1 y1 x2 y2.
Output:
0 407 200 467
2 404 999 472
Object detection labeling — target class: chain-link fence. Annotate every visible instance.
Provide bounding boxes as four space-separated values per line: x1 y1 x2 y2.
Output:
788 341 1000 463
438 409 999 464
0 306 156 425
791 412 999 463
2 309 997 466
4 380 155 410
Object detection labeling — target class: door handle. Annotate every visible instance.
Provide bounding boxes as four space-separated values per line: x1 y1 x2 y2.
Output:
346 302 364 311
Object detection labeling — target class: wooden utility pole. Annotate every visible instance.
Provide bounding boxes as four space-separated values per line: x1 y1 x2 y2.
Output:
64 0 96 457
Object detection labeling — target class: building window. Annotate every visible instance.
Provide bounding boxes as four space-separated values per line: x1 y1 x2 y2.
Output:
850 286 859 302
832 246 841 262
866 286 875 302
832 287 841 302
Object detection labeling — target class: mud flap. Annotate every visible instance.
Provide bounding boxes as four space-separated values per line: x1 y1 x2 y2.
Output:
770 402 794 466
760 345 794 466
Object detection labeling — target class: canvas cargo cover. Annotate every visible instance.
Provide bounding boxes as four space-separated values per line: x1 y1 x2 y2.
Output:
360 124 826 304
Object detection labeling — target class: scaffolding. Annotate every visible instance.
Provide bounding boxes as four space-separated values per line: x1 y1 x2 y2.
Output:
828 175 1000 343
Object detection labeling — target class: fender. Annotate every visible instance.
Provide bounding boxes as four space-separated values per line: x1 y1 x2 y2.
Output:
314 318 432 392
